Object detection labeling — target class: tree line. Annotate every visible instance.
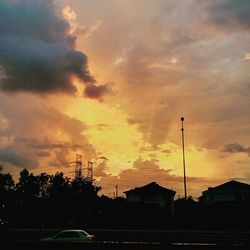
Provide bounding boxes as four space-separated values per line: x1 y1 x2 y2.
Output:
0 169 182 229
1 169 250 230
0 169 101 228
1 169 171 228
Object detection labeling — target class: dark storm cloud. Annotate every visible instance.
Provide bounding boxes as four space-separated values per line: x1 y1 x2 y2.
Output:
16 137 83 150
0 0 72 43
0 93 97 169
0 147 38 168
206 0 250 31
0 0 109 99
222 143 250 156
0 36 94 93
83 84 111 100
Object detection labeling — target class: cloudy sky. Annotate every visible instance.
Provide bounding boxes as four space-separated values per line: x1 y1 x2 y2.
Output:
0 0 250 198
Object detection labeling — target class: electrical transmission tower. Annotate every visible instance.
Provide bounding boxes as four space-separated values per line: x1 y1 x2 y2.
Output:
66 154 94 184
85 161 93 184
74 154 83 180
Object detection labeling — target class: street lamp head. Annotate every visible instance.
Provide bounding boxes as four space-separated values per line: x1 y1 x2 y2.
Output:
181 117 184 121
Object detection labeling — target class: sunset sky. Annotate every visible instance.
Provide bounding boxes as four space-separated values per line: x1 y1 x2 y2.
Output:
0 0 250 199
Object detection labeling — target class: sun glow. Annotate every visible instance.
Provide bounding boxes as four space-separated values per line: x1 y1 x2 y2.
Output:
65 98 144 174
65 96 218 180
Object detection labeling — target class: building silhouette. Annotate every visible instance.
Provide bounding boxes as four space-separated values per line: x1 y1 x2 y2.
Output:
124 182 176 214
199 180 250 205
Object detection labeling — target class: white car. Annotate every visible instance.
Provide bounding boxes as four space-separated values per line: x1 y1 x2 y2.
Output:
40 229 94 242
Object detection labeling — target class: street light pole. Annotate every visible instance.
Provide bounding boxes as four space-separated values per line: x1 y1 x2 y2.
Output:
115 185 119 198
181 117 187 200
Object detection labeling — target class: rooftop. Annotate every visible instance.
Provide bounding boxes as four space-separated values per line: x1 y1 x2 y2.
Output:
124 182 176 195
203 180 250 194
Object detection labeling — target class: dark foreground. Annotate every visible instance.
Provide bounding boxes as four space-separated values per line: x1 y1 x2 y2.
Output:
1 229 250 249
1 241 249 250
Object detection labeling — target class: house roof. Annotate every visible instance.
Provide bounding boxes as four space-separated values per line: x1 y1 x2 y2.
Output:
203 180 250 194
124 182 176 195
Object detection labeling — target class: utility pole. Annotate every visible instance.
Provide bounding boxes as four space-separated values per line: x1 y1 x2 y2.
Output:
181 117 187 200
115 185 119 198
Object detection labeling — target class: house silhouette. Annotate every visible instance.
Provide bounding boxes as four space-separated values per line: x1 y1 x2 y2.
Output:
199 180 250 205
124 182 176 214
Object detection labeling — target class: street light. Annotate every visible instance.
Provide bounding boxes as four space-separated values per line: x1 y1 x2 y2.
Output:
181 117 187 200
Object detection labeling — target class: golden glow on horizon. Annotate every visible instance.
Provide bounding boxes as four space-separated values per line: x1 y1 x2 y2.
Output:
63 96 220 180
65 98 144 174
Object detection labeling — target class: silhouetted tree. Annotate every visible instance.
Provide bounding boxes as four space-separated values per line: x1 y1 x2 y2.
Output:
0 173 14 192
37 172 51 198
0 173 15 206
15 169 40 199
48 172 70 198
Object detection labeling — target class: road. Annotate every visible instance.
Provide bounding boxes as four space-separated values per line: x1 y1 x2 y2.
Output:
1 241 249 250
1 228 250 249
